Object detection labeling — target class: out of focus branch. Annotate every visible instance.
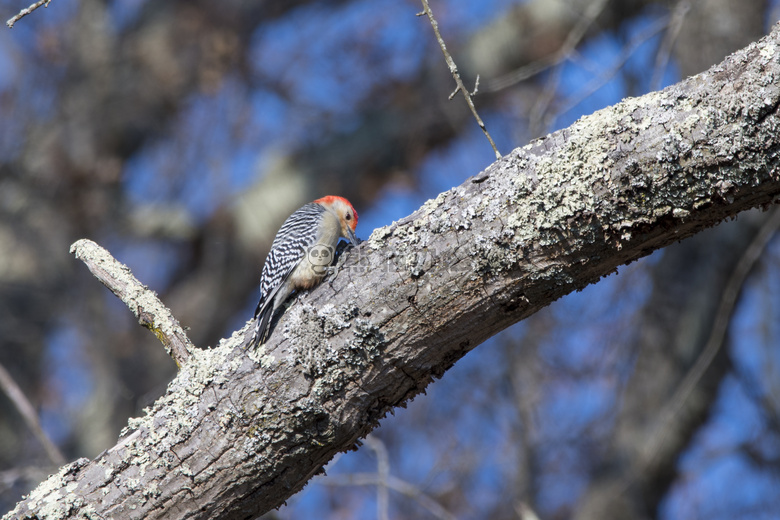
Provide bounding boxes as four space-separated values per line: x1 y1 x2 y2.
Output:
6 0 50 28
640 206 780 470
515 502 541 520
0 362 65 466
323 435 453 520
418 0 501 159
485 0 610 92
69 239 194 367
365 435 390 520
558 16 670 116
650 0 691 91
323 472 457 520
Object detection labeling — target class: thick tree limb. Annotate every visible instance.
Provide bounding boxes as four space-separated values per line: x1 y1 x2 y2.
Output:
69 239 194 367
7 24 780 520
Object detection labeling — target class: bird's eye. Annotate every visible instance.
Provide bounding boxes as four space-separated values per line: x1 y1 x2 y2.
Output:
346 213 352 221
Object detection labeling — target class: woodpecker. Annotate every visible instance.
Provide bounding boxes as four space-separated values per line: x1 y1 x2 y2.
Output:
249 195 359 347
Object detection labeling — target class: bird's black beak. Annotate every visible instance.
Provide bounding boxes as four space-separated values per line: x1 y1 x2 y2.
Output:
346 226 358 246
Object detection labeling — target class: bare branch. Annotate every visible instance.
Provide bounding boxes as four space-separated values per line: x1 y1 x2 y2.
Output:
640 206 780 470
323 472 457 520
650 1 692 91
0 362 65 466
6 0 51 29
418 0 501 159
365 435 390 520
543 15 670 132
486 0 610 92
69 239 194 367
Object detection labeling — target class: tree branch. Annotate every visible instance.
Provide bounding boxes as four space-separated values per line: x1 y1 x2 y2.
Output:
69 239 194 368
0 362 65 466
418 0 502 158
5 0 50 28
6 24 780 520
485 0 610 92
640 206 780 470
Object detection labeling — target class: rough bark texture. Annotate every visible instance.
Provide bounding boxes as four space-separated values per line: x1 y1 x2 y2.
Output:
7 24 780 520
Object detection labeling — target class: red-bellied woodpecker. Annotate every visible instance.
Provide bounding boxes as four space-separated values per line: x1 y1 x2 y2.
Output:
249 195 359 347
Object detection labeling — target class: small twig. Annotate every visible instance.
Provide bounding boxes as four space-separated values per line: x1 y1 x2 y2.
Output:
418 0 501 159
0 361 66 466
6 0 51 28
70 239 194 367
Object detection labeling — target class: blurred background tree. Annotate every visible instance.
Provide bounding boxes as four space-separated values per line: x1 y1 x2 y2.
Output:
0 0 778 518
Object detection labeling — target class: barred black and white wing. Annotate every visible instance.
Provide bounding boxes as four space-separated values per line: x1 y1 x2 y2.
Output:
249 202 326 346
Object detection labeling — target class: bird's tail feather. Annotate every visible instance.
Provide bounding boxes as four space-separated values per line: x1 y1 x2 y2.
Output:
246 304 271 349
255 303 273 345
247 282 285 348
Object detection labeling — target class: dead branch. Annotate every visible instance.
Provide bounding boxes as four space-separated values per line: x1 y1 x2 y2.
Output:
6 0 51 28
69 239 194 367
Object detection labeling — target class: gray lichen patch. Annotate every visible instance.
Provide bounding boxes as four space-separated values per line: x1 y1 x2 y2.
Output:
96 339 247 504
19 459 94 519
180 342 242 390
247 342 276 367
346 318 385 363
367 225 393 248
277 301 386 403
281 302 383 381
